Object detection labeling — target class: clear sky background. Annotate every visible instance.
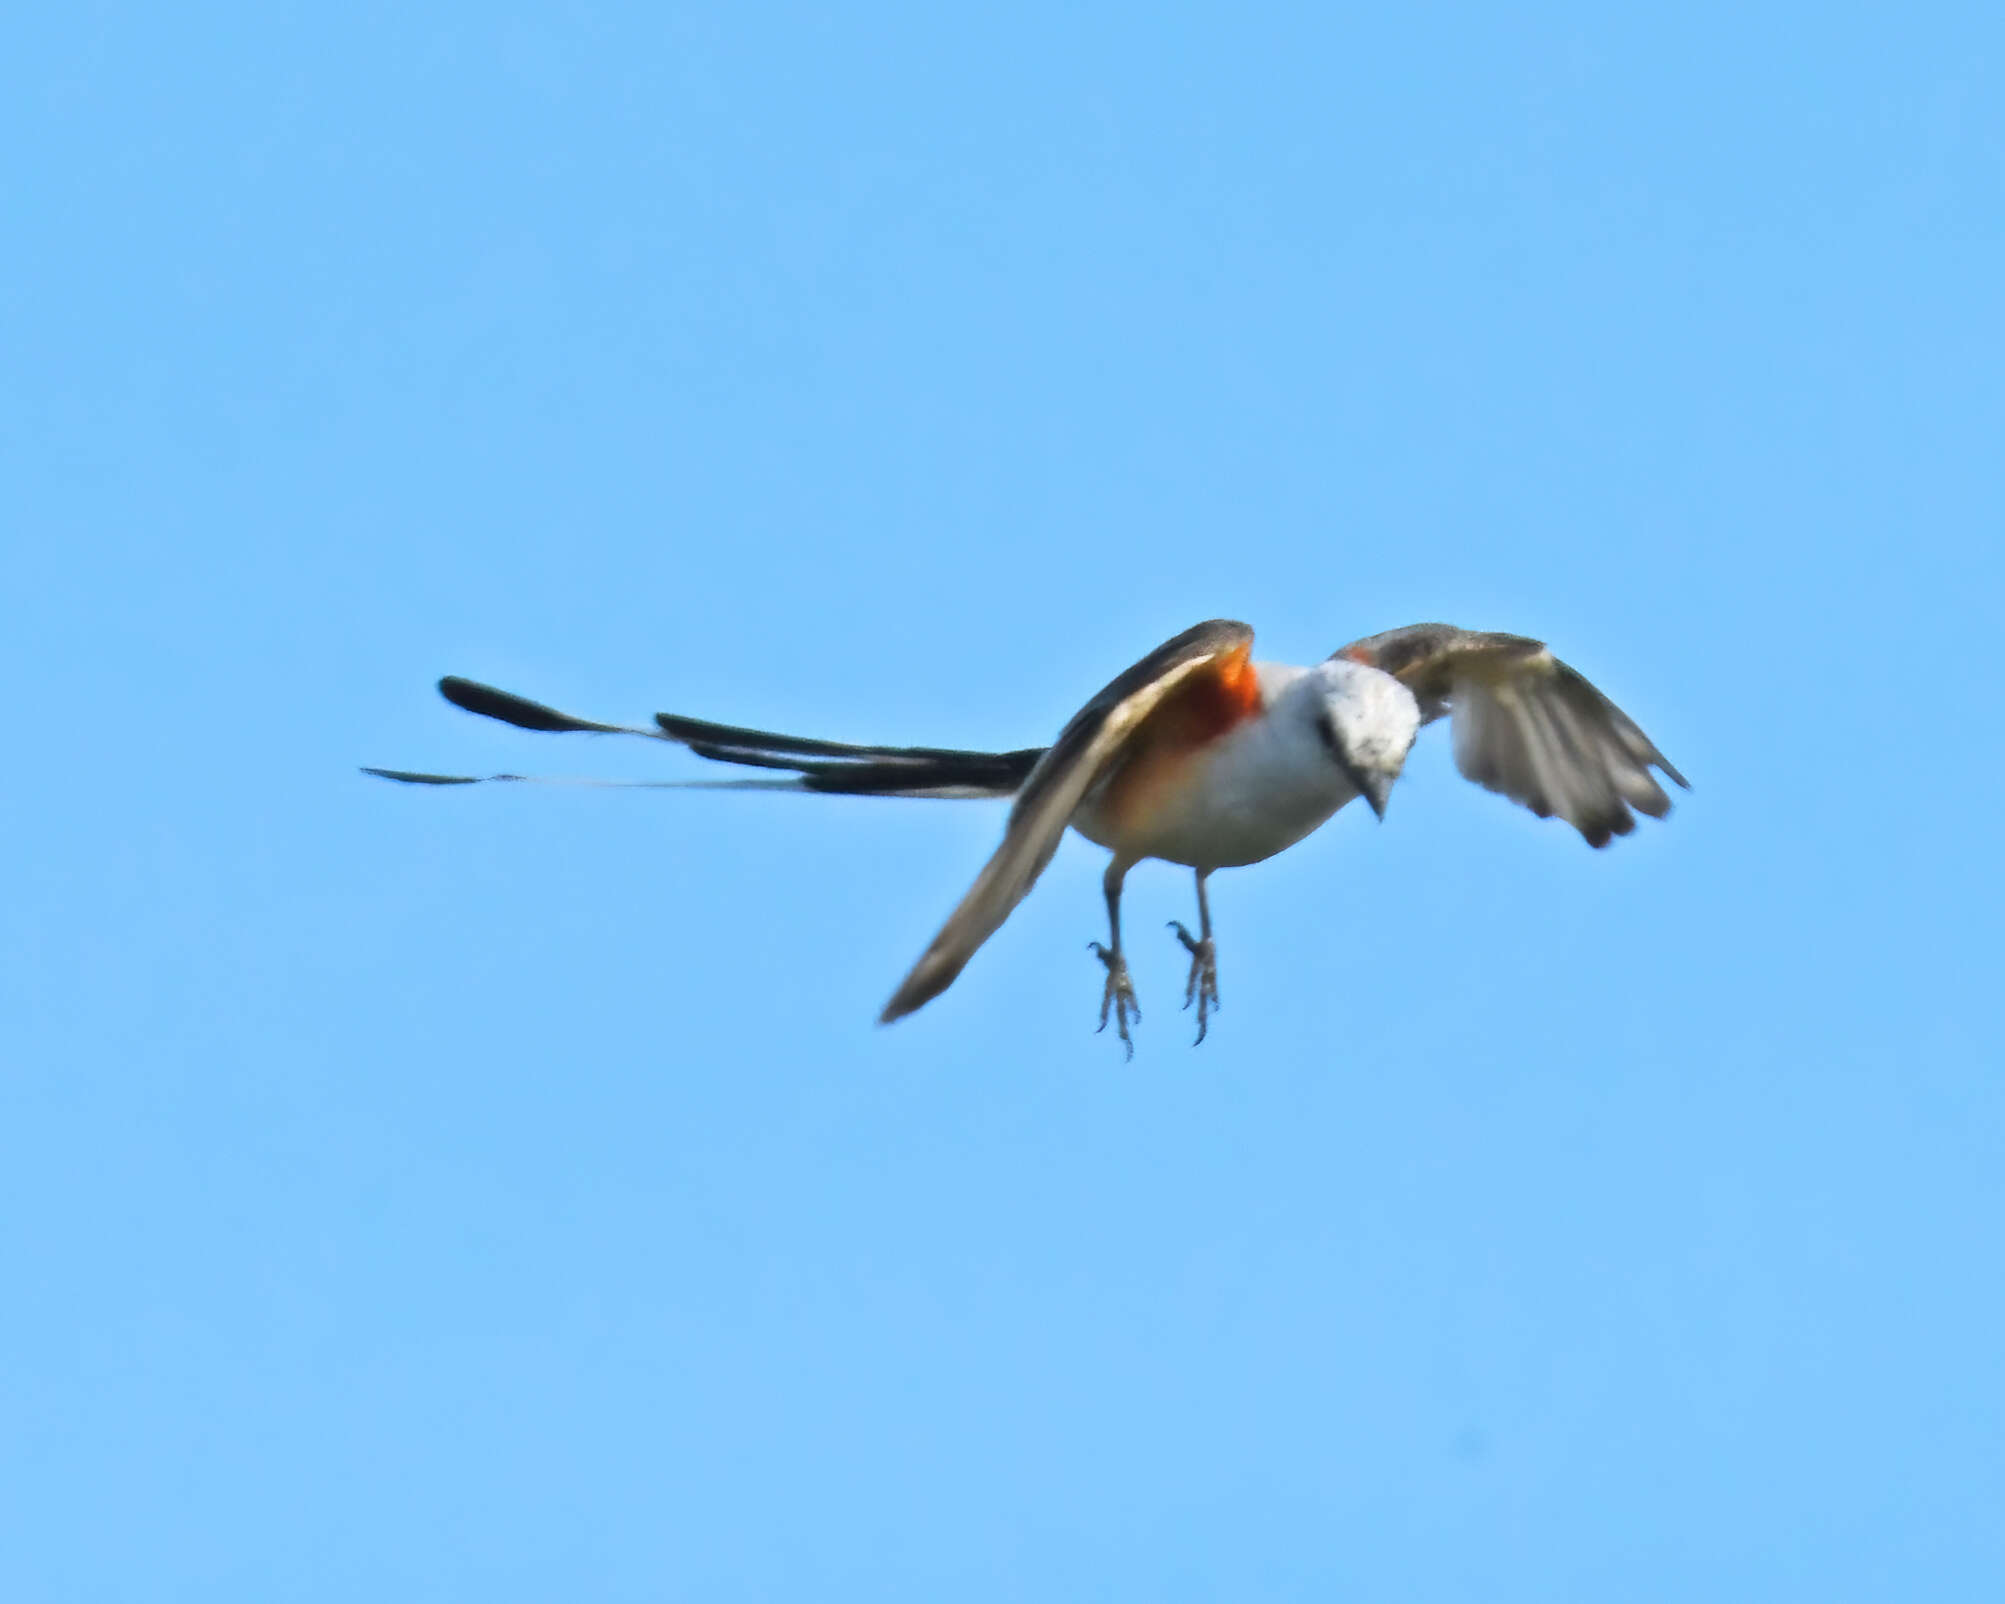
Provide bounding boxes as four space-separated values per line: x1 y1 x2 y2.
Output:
7 3 2002 1598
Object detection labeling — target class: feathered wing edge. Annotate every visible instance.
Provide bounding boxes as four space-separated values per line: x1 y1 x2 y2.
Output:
1339 623 1688 849
878 620 1255 1023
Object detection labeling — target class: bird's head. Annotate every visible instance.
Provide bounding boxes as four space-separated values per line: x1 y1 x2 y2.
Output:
1313 657 1420 820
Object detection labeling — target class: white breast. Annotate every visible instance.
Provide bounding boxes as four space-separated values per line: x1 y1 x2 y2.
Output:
1071 663 1359 870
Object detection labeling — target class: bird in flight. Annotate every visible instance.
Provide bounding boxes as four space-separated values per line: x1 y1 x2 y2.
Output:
367 620 1685 1052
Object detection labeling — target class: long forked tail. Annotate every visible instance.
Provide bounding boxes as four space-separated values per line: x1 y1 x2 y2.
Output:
364 676 1045 799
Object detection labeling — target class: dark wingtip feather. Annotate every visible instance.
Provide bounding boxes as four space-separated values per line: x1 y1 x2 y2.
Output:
1577 809 1638 849
439 676 613 735
879 961 955 1025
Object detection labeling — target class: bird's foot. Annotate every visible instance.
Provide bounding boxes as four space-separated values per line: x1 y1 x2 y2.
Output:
1168 921 1220 1045
1088 942 1141 1059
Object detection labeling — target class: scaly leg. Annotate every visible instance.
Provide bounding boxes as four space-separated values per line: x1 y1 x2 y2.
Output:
1168 869 1220 1045
1087 858 1141 1058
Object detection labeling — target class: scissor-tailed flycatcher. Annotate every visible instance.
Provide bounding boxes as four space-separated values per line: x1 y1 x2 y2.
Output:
368 620 1686 1051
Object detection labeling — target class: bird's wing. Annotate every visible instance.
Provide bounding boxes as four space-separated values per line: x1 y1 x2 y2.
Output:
1336 623 1687 848
880 619 1257 1023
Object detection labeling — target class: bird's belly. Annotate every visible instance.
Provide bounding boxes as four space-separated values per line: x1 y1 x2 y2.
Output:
1072 725 1356 870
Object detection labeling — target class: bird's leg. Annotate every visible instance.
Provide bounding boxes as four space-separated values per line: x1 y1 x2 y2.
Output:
1168 870 1220 1045
1087 859 1140 1058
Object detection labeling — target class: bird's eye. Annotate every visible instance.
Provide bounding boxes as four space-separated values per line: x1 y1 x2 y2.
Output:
1314 708 1347 765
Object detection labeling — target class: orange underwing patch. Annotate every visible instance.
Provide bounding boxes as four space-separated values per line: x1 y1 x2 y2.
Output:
1199 640 1264 735
1143 640 1265 745
1093 643 1266 836
1336 644 1374 665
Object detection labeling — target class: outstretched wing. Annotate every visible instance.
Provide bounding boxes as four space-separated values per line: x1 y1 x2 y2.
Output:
880 619 1256 1023
1337 623 1687 849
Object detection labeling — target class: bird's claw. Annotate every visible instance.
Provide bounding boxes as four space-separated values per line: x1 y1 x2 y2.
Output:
1167 921 1220 1045
1089 941 1141 1059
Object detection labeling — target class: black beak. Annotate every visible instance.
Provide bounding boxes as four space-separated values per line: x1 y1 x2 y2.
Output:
1331 745 1393 821
1318 710 1396 822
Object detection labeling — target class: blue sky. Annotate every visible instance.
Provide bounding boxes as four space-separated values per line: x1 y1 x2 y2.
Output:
6 2 2002 1597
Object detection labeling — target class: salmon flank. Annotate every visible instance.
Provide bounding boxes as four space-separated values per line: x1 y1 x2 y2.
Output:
1092 644 1264 837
